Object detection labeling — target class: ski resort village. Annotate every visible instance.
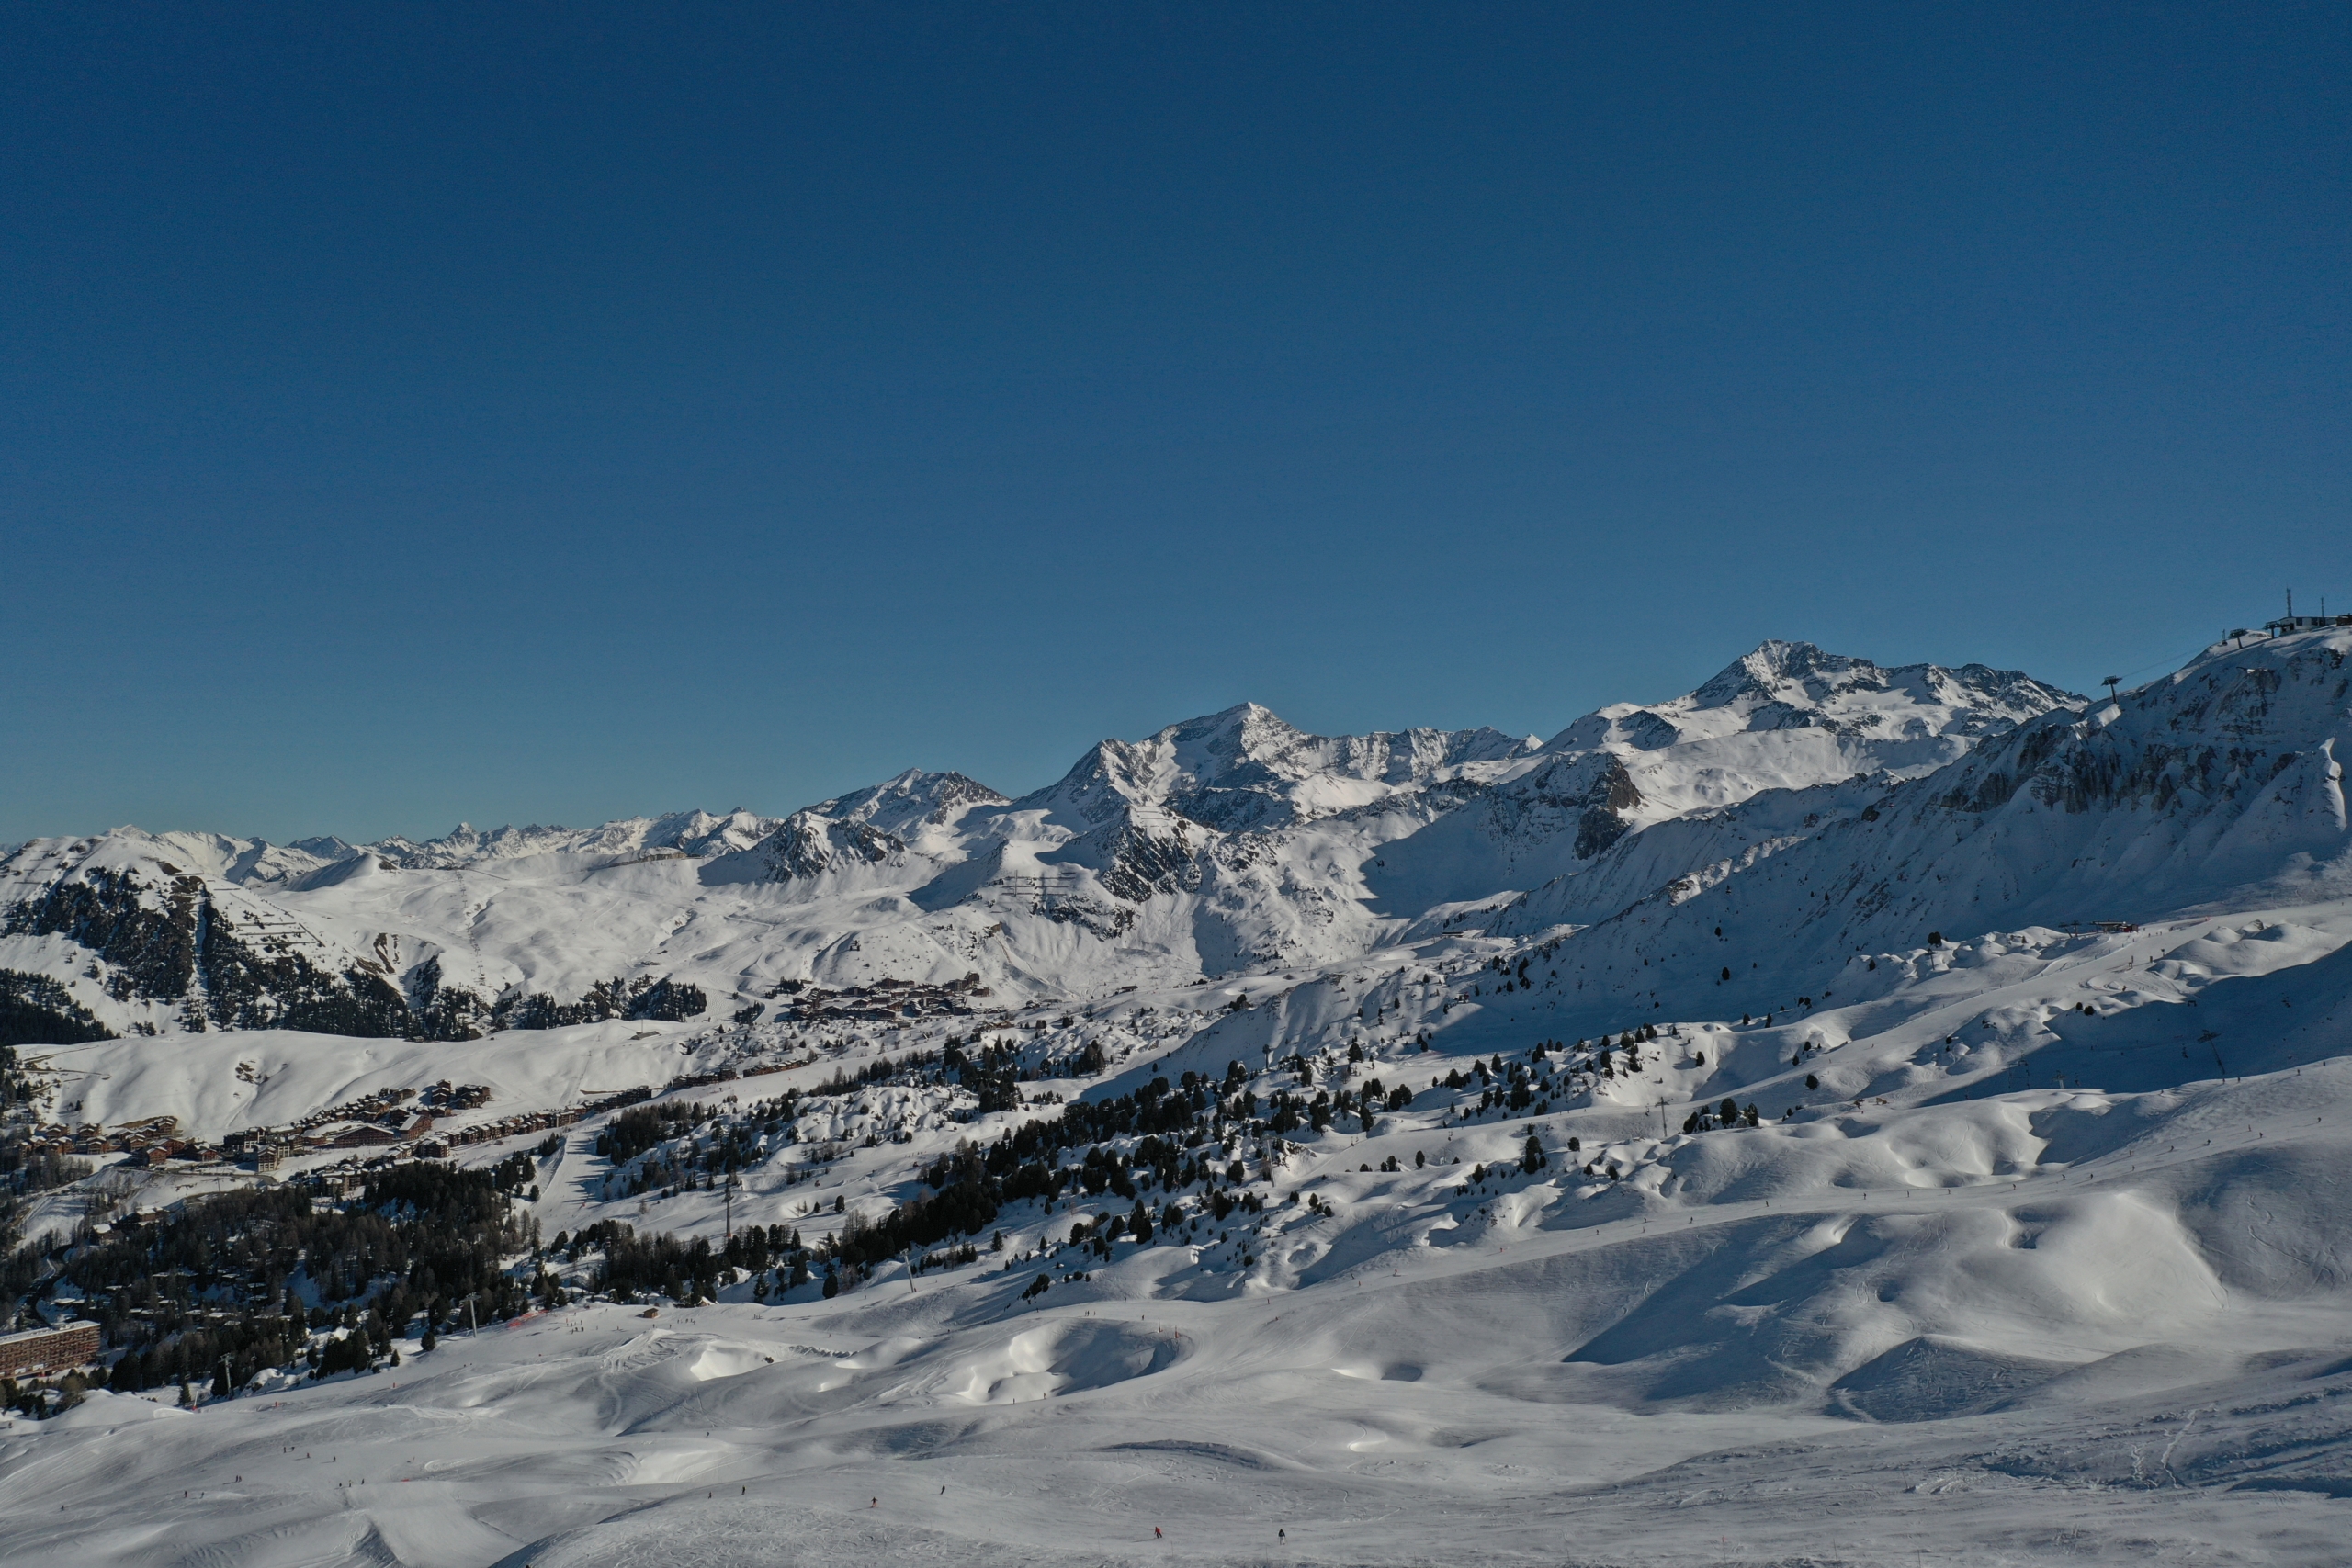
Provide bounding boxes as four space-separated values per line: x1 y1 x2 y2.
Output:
0 626 2347 1565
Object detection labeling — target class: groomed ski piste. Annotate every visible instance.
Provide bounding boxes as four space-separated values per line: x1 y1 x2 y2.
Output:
4 626 2351 1566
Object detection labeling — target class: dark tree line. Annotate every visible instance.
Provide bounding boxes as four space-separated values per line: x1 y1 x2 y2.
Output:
5 867 707 1043
5 1162 549 1409
567 1219 807 1303
816 1063 1266 1280
0 970 115 1046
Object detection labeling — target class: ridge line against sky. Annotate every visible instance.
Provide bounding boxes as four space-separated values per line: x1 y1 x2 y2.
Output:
3 3 2344 845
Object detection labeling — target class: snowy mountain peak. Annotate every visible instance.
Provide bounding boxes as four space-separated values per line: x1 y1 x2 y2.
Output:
1515 622 2352 971
1547 641 2080 762
729 771 1012 885
808 770 1010 835
1027 703 1538 838
1682 639 2078 737
364 808 782 870
1691 637 1871 705
1369 645 2086 919
0 634 2132 1037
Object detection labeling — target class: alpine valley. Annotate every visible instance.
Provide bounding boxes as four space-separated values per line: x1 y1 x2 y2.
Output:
6 627 2352 1568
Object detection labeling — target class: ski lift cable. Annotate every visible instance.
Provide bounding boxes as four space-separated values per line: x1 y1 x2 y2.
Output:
2104 642 2239 693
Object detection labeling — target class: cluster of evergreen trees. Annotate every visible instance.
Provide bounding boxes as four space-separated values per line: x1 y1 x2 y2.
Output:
0 970 115 1047
0 868 199 1005
1 1003 1755 1412
594 1095 797 1199
809 1062 1272 1285
3 1148 839 1417
3 1162 549 1411
410 962 709 1040
1 866 713 1044
1683 1098 1761 1134
942 1038 1022 1113
563 1218 808 1303
493 975 707 1031
1429 1027 1679 1120
1441 1049 1569 1116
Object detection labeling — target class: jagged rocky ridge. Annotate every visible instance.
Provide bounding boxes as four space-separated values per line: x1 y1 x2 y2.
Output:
0 640 2100 1043
1505 627 2351 1018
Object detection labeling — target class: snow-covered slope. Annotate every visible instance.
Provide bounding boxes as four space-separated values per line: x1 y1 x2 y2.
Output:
1371 640 2079 914
1021 701 1536 835
367 808 784 871
1563 638 2077 787
16 890 2352 1564
1513 624 2352 1021
0 645 2082 1047
11 626 2352 1565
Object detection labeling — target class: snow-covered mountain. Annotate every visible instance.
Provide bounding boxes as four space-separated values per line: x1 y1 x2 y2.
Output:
711 772 1007 885
0 643 2098 1046
1510 623 2352 1023
346 807 784 872
1368 640 2078 914
12 626 2352 1568
1023 701 1536 836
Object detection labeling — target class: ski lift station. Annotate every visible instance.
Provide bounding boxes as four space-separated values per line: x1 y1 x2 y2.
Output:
2226 592 2351 642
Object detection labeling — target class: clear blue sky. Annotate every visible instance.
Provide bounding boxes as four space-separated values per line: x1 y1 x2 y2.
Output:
4 3 2345 845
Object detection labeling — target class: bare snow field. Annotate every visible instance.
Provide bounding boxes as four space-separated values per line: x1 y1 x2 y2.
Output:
12 911 2352 1566
13 1291 2352 1568
5 629 2352 1564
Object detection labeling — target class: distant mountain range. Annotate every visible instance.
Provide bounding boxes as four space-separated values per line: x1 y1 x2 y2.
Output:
13 635 2235 1047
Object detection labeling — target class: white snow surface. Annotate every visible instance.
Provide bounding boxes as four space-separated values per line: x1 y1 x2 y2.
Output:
11 630 2352 1564
0 641 2081 1021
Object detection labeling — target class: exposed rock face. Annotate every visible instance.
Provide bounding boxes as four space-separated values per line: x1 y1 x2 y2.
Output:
0 637 2132 1041
746 772 1011 883
0 860 705 1041
1510 627 2351 996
